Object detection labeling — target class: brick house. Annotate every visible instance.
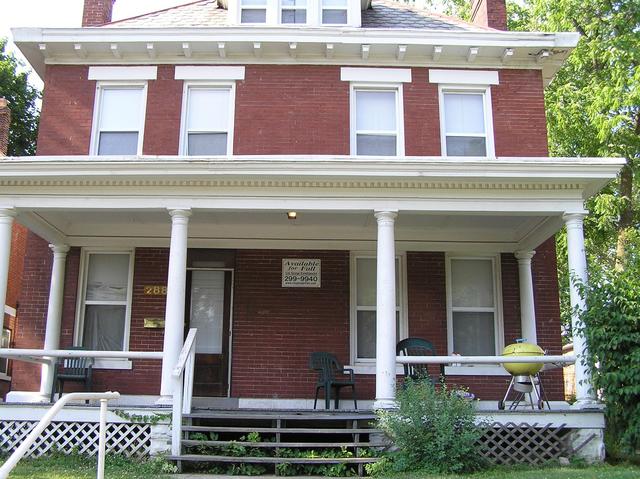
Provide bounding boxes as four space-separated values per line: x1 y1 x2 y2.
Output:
0 0 623 461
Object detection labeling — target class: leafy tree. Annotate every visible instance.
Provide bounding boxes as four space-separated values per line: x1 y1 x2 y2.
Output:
0 38 40 156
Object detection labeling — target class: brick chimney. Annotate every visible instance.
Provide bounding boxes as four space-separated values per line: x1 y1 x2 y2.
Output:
470 0 507 30
0 98 10 156
82 0 116 27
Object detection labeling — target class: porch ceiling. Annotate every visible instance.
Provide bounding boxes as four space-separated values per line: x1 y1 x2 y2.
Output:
19 209 557 252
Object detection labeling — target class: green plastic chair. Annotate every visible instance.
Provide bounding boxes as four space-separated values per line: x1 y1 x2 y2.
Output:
50 347 93 403
396 337 445 386
309 352 357 410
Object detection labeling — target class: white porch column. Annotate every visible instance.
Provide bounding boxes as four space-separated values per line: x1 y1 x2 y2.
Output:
564 213 595 404
158 208 191 403
374 210 398 410
39 244 70 400
514 251 537 344
0 208 16 333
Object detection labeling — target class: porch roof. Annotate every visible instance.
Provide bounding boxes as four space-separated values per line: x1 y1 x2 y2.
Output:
0 155 623 251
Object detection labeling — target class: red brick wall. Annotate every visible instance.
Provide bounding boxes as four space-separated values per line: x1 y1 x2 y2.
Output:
404 68 442 156
532 238 564 399
35 65 547 158
471 0 508 30
142 66 182 155
231 250 350 398
36 66 94 156
82 0 114 27
233 66 350 155
11 232 53 391
7 224 28 309
493 69 548 156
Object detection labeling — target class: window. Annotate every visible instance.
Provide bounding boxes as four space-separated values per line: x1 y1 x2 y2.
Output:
440 88 493 157
281 0 307 23
322 0 348 24
446 256 503 356
352 87 404 156
351 255 406 363
181 85 234 156
77 251 133 352
0 329 10 378
241 0 267 23
92 85 146 155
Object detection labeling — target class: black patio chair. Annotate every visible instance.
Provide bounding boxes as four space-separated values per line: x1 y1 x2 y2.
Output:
309 352 357 410
396 337 445 386
50 346 93 404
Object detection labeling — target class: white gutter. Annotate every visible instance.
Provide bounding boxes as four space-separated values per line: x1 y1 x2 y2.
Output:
12 26 579 48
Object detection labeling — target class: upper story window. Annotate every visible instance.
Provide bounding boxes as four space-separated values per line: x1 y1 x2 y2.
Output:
241 0 267 23
440 89 493 157
91 84 146 156
281 0 307 23
446 256 503 356
181 85 234 156
322 0 348 24
429 69 498 158
352 87 404 156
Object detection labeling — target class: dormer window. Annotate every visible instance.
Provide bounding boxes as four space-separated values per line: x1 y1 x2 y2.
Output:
281 0 307 24
241 0 267 23
322 0 348 24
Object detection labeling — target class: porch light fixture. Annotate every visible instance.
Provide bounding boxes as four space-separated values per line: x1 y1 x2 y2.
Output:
287 211 297 220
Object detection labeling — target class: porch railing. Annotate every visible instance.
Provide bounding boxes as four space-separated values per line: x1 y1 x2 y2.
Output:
396 355 576 366
0 391 120 479
171 328 197 456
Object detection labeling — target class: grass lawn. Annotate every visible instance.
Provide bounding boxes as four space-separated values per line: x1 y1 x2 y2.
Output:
384 464 640 479
2 454 173 479
2 456 639 478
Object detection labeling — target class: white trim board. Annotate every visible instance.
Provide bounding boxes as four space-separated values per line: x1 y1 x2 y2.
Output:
429 69 499 85
174 66 246 80
341 67 411 83
88 66 158 80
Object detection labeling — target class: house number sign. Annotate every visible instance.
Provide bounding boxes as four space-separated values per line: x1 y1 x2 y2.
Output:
143 285 167 296
282 259 321 288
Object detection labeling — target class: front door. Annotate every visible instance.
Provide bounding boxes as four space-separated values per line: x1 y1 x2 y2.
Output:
186 269 233 397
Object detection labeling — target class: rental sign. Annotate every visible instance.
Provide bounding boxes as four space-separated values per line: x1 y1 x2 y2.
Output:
282 258 321 288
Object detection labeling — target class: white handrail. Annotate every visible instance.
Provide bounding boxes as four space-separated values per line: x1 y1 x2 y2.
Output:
171 328 197 457
0 391 120 479
0 349 164 360
397 355 575 365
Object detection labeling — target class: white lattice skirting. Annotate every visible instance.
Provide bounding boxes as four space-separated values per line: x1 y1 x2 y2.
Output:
0 420 151 458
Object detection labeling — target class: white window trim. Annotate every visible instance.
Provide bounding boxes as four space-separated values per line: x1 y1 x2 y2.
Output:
445 254 505 362
280 0 308 24
349 252 408 374
89 81 148 156
341 67 412 83
438 84 495 158
0 328 11 381
320 0 349 25
350 83 405 157
178 81 236 156
74 248 135 370
429 69 499 86
88 66 158 81
174 66 245 81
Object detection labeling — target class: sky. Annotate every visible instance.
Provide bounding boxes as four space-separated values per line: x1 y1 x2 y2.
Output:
1 0 189 88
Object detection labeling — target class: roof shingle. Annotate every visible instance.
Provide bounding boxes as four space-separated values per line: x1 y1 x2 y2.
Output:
104 0 489 31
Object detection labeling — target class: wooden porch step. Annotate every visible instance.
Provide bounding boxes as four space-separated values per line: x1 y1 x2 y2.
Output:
186 410 376 421
182 439 388 448
183 425 378 434
169 454 380 465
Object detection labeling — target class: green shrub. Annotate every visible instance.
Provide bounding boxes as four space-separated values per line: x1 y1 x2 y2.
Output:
372 379 486 475
578 243 640 457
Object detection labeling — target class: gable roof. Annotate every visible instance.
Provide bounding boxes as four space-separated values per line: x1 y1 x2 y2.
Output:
104 0 488 31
